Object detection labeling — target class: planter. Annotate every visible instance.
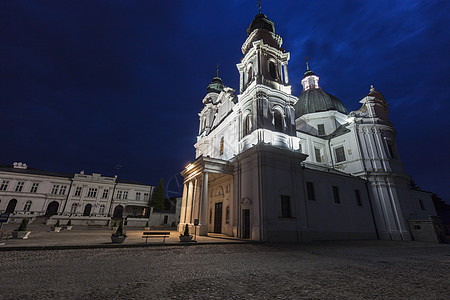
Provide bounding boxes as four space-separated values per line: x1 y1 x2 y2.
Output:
12 231 31 239
179 235 193 242
53 227 62 232
111 235 127 243
112 226 118 231
144 227 150 230
65 226 73 231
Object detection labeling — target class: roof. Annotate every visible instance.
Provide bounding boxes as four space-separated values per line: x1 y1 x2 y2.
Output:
206 76 224 94
0 165 72 179
116 178 152 187
295 88 348 118
246 13 275 36
0 165 152 187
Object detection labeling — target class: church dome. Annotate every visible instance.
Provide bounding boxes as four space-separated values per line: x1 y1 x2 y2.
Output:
295 88 348 118
246 13 275 36
206 76 224 94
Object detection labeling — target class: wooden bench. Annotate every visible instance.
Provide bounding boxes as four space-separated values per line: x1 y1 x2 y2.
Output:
142 231 170 243
88 225 103 230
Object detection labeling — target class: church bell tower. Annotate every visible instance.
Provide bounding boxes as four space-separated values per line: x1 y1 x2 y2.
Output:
236 10 298 151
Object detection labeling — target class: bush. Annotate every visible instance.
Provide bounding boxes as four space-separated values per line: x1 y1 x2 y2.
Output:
55 219 60 227
18 218 28 231
145 221 149 227
67 219 72 226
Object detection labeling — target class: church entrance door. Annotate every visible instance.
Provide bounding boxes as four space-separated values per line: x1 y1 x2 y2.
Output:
242 209 250 239
214 202 223 233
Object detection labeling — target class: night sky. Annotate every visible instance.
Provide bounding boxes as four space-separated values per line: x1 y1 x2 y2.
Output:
1 1 449 202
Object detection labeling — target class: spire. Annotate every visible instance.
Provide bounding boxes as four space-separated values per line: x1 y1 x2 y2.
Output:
303 56 315 78
370 84 375 92
216 63 219 77
258 0 261 14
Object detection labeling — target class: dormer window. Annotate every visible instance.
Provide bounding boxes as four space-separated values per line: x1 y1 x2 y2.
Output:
318 124 325 136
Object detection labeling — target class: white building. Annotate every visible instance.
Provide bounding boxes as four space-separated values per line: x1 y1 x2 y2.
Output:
0 162 154 224
178 12 437 242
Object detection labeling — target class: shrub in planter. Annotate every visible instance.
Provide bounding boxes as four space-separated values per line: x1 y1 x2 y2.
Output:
66 219 73 230
144 220 150 230
179 224 193 242
111 221 127 243
53 219 62 232
12 219 31 239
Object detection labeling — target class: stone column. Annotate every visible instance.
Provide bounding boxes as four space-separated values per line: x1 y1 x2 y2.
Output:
178 183 188 232
199 172 209 235
185 180 194 225
283 63 289 85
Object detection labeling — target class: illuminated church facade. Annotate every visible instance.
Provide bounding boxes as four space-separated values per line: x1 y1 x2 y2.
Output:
178 12 436 241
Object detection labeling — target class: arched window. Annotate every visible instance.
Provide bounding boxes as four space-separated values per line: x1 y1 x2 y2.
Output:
99 204 105 215
203 118 207 131
226 206 230 224
243 114 252 136
269 60 277 79
247 65 253 85
70 203 77 214
274 110 283 132
23 201 32 211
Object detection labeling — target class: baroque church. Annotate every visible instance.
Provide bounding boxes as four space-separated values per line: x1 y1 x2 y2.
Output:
178 12 436 242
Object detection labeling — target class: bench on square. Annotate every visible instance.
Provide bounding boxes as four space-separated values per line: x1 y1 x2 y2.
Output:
88 225 103 230
142 231 170 243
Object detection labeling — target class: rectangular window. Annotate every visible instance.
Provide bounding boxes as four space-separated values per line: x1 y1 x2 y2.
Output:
102 189 109 199
144 193 149 201
15 181 25 192
74 187 82 197
314 147 322 163
0 180 9 191
123 191 128 200
281 195 291 218
318 124 325 136
116 191 122 199
298 143 302 153
419 199 425 210
306 182 315 201
51 185 60 194
354 189 362 206
335 146 346 163
136 192 141 201
332 186 340 204
87 188 98 198
59 186 67 195
30 183 39 193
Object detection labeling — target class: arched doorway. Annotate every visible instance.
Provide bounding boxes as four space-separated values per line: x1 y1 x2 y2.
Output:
113 205 124 218
5 199 17 214
83 204 92 216
45 201 59 216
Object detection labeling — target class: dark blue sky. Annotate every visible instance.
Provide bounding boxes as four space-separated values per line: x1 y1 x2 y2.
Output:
1 1 449 202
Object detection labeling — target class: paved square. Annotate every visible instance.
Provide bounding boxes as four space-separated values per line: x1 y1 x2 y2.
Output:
0 241 448 299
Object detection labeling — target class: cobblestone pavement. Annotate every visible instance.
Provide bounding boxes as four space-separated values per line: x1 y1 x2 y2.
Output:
0 241 448 299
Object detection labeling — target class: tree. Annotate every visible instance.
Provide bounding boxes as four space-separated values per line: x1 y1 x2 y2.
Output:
151 178 165 211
